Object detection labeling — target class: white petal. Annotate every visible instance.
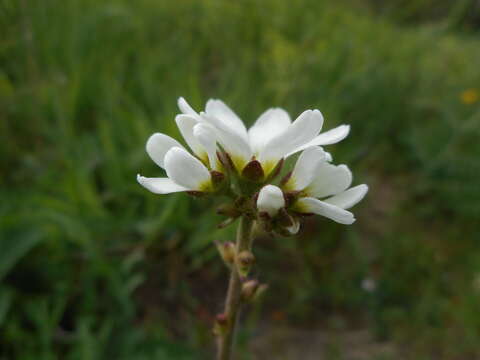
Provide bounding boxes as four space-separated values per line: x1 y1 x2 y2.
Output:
284 146 329 191
137 175 188 194
286 125 350 157
248 108 291 154
287 218 300 235
164 147 212 191
146 133 184 169
201 113 252 171
295 197 355 225
205 99 248 140
324 184 368 209
257 185 285 217
258 109 324 172
175 114 205 158
306 163 352 198
193 122 220 170
177 97 199 117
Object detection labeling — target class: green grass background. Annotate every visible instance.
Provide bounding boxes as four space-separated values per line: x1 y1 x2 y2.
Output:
1 0 480 358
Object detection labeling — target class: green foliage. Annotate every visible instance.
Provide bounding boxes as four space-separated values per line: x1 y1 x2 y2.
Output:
1 0 479 358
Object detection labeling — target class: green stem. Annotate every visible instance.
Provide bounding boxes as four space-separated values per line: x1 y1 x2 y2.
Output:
217 216 254 360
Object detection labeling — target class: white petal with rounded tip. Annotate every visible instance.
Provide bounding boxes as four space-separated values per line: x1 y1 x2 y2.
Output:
201 113 252 171
295 197 355 225
175 114 204 157
285 146 329 191
137 175 188 194
194 122 219 170
248 108 291 154
164 147 212 191
205 99 248 140
306 163 352 198
287 218 300 235
325 184 368 209
258 109 324 167
257 185 285 217
146 133 184 169
177 97 199 118
286 125 350 157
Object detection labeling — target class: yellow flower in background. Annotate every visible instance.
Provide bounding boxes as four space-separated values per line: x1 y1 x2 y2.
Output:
460 89 479 105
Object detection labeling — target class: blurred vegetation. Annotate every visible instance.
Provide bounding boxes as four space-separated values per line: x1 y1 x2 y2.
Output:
1 0 479 358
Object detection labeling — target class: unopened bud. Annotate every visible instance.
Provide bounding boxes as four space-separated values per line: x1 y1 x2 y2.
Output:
236 250 255 277
216 313 228 325
213 313 229 336
257 185 285 217
241 279 259 302
215 241 236 266
253 284 269 301
241 279 268 302
241 160 264 182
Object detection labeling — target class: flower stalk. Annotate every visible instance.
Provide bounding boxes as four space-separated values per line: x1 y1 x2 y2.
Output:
216 216 254 360
137 97 369 358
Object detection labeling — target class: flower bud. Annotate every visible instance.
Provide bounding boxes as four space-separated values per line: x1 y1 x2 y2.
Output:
241 279 259 302
257 185 285 217
216 313 228 325
236 250 255 277
215 241 236 266
241 160 264 182
213 313 229 336
253 284 269 301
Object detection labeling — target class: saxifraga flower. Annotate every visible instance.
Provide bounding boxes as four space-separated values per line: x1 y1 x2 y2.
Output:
283 146 368 228
138 97 367 233
177 97 350 176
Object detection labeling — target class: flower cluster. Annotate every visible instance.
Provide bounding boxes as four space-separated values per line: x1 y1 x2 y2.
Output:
138 98 368 235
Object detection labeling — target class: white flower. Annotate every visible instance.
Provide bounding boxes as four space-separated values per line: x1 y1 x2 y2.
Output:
286 146 368 225
137 97 358 206
257 185 300 236
257 185 285 217
137 146 214 194
137 98 227 194
178 97 350 175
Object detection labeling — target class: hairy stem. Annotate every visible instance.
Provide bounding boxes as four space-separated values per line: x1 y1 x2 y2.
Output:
217 216 254 360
